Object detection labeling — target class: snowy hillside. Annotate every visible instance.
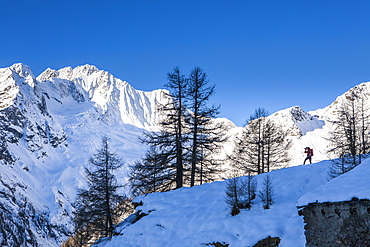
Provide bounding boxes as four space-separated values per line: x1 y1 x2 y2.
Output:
298 158 370 206
94 159 354 247
95 159 370 247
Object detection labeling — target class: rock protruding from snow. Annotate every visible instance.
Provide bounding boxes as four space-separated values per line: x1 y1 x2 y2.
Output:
37 68 59 82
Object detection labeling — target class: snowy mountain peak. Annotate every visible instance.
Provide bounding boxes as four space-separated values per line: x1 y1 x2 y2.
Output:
329 81 370 110
289 106 312 122
345 81 370 98
37 67 59 81
0 66 20 110
311 81 370 123
0 63 169 245
70 64 100 77
269 106 324 136
35 64 165 128
9 63 36 87
10 63 35 79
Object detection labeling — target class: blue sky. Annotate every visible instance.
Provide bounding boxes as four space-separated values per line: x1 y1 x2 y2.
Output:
1 1 370 126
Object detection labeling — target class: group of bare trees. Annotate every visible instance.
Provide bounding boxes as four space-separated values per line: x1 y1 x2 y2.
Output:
225 174 257 215
225 173 275 215
129 67 226 195
69 73 306 243
327 91 370 178
224 108 287 215
230 108 291 176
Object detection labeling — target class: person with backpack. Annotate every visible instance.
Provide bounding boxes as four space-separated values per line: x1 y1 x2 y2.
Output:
303 147 313 165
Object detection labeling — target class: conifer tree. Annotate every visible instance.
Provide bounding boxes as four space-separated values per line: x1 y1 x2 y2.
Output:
140 67 188 190
73 137 125 245
224 174 257 215
259 174 274 209
231 108 290 175
129 146 174 196
245 174 257 209
134 67 225 192
224 177 245 216
327 91 370 178
186 67 225 186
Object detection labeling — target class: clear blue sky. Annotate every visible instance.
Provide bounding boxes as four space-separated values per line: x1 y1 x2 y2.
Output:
1 1 370 126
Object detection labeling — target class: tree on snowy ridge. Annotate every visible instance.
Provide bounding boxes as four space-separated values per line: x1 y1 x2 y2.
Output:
245 173 257 208
129 146 175 196
358 97 370 157
327 91 370 178
139 67 188 190
133 67 225 193
72 137 126 245
225 177 245 216
186 67 226 186
231 108 291 175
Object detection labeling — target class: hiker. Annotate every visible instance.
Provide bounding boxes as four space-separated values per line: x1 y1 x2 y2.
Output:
303 147 313 165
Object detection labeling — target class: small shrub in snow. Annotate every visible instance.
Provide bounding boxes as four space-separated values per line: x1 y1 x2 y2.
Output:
253 236 280 247
205 241 229 247
245 174 257 209
259 174 274 209
225 175 257 215
225 177 244 215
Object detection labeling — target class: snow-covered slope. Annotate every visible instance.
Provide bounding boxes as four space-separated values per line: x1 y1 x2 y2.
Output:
298 158 370 206
95 158 370 247
94 160 337 247
258 81 370 166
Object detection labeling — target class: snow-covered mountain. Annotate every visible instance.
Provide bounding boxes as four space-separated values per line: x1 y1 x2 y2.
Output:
0 63 166 246
36 64 165 129
0 63 369 246
266 81 370 166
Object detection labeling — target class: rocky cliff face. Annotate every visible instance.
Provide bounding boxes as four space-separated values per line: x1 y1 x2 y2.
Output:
299 199 370 247
0 64 71 246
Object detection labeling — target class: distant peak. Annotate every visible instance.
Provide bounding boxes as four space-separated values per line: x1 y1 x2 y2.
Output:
37 64 102 81
270 105 311 123
72 64 100 76
272 106 304 116
10 63 35 80
37 68 59 81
